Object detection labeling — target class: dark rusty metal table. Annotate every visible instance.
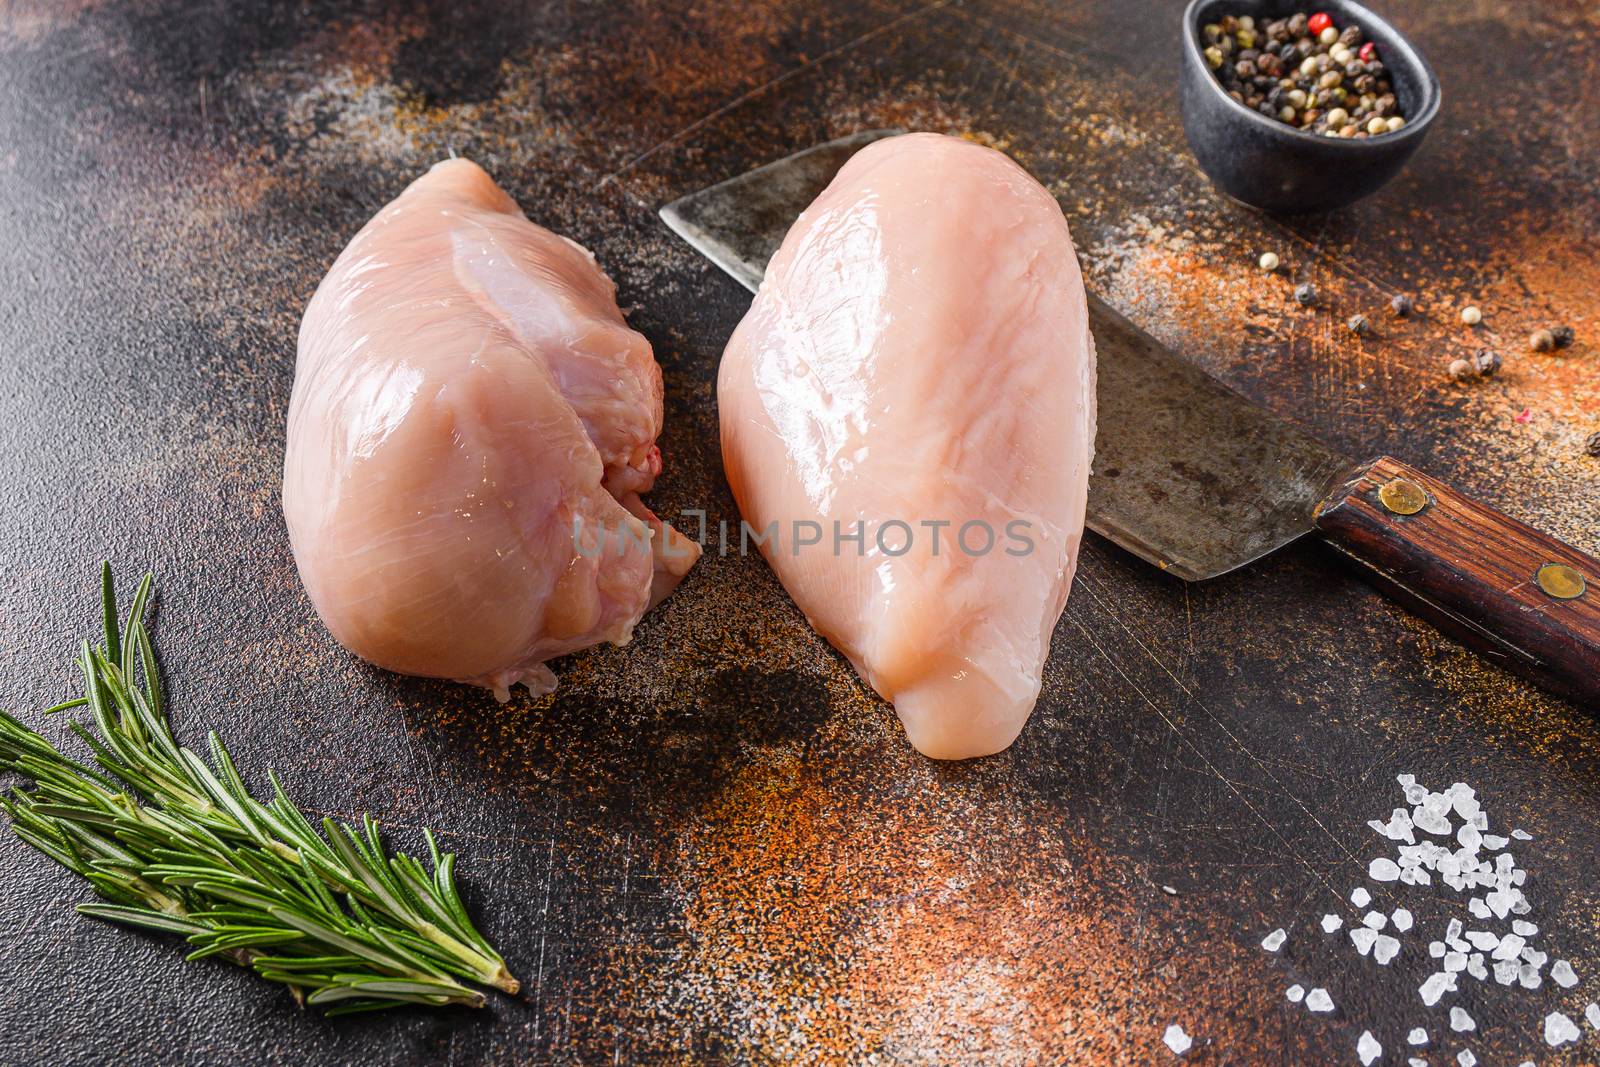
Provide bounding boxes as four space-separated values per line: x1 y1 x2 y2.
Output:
1 1 1596 1063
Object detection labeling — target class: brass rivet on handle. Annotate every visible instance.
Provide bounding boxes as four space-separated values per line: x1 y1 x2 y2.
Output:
1377 477 1429 516
1536 563 1588 600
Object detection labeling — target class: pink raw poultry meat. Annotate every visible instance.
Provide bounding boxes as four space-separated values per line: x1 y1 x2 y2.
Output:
284 159 698 698
718 134 1096 759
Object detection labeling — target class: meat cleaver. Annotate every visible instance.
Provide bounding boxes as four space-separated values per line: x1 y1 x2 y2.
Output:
660 129 1600 707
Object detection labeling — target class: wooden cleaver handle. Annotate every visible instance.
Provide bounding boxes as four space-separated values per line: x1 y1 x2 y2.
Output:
1314 456 1600 707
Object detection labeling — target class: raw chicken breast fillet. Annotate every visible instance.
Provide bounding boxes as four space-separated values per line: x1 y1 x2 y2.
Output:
284 159 698 698
718 133 1096 759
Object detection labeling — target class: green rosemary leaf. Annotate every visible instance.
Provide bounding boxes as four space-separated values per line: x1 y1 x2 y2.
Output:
0 567 516 1013
77 903 209 937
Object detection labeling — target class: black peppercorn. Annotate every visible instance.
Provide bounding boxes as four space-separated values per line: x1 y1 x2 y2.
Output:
1391 294 1413 317
1475 350 1502 377
1294 283 1317 306
1347 314 1371 336
1530 328 1555 352
1339 24 1363 48
1586 431 1600 458
1288 12 1308 34
1551 325 1576 348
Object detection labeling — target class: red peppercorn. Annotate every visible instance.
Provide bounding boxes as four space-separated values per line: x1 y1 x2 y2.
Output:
1359 42 1377 61
1308 11 1333 35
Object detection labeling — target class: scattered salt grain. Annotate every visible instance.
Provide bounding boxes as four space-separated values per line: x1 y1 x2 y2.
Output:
1492 960 1518 985
1443 951 1467 973
1370 858 1402 882
1518 963 1542 990
1449 1006 1475 1032
1464 931 1499 952
1358 1030 1382 1065
1586 1002 1600 1030
1544 1011 1580 1047
1457 1051 1477 1067
1420 971 1455 1006
1364 912 1388 930
1407 1027 1427 1045
1408 1060 1427 1067
1261 928 1287 952
1512 920 1537 937
1352 927 1380 955
1482 834 1508 850
1374 935 1401 965
1163 1023 1193 1055
1551 959 1578 988
1466 954 1488 981
1286 984 1305 1003
1511 828 1532 840
1492 934 1525 962
1351 887 1372 907
1429 942 1445 959
1162 885 1178 895
1323 913 1344 933
1306 988 1335 1013
1392 908 1413 933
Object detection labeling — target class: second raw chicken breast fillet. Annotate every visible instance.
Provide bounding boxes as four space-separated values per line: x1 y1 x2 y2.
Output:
285 160 699 699
718 133 1097 759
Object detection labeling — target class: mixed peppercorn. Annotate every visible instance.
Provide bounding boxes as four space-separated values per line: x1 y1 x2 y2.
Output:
1202 11 1407 137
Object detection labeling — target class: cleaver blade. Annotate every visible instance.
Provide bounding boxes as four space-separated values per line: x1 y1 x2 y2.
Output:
659 129 1352 581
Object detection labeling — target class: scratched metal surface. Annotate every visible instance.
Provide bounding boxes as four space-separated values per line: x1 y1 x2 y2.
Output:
0 1 1597 1063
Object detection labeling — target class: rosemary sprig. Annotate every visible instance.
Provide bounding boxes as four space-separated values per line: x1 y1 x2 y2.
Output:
0 564 519 1014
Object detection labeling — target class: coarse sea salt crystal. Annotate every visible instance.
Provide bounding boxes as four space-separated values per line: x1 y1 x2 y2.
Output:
1466 954 1488 981
1544 1011 1580 1047
1163 1023 1192 1055
1306 988 1334 1013
1408 1060 1428 1067
1392 908 1413 932
1493 959 1518 985
1352 927 1380 955
1420 972 1455 1006
1551 959 1578 988
1261 928 1287 952
1512 920 1537 937
1519 963 1543 990
1444 951 1467 973
1351 887 1372 907
1468 898 1491 920
1322 913 1344 933
1363 911 1388 930
1511 828 1532 840
1358 1030 1382 1066
1465 930 1499 952
1492 934 1525 961
1450 1006 1475 1032
1373 935 1401 965
1587 1002 1600 1029
1286 984 1305 1002
1407 1027 1428 1045
1482 834 1508 850
1457 1051 1477 1067
1370 858 1402 882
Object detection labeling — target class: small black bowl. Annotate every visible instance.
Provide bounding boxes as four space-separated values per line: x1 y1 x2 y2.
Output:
1180 0 1440 213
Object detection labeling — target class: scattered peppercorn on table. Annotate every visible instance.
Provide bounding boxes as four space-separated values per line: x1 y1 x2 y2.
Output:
0 1 1594 1064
